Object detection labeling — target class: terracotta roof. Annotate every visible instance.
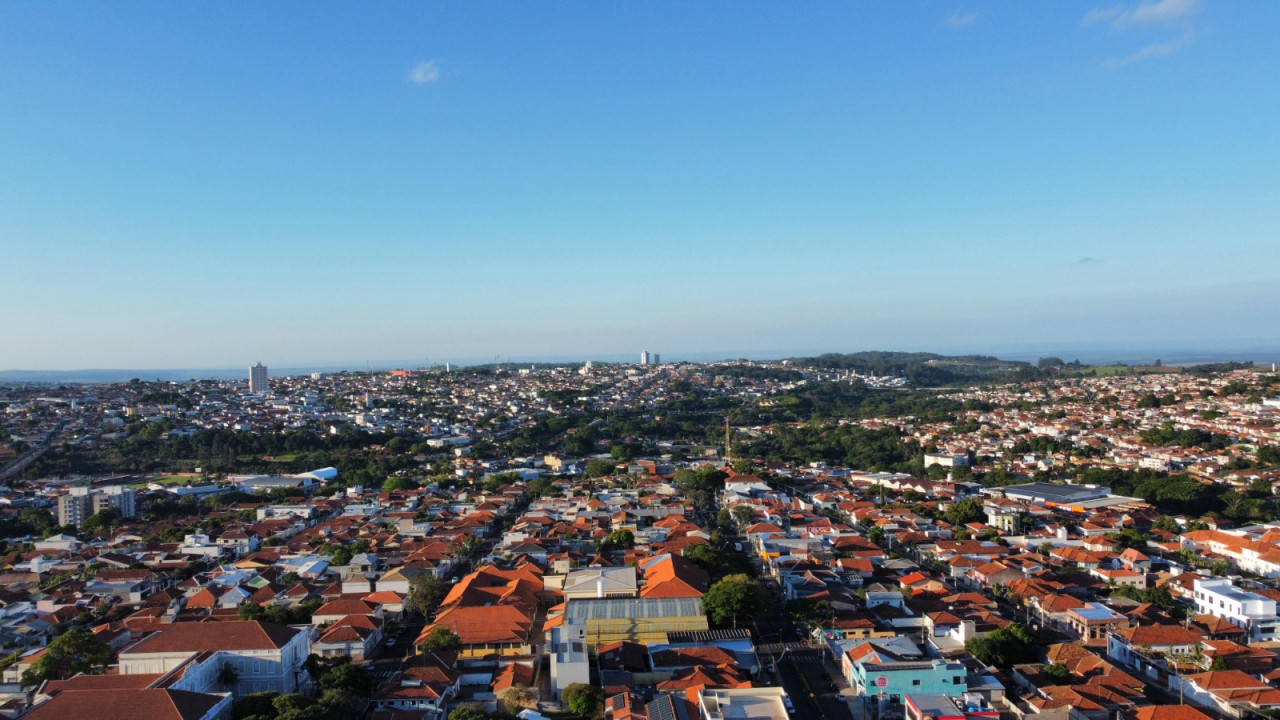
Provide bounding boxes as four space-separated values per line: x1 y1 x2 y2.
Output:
1114 623 1203 647
123 620 299 654
651 646 737 668
24 689 224 720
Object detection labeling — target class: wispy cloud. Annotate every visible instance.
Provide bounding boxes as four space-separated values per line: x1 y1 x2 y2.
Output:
1104 28 1197 67
1082 4 1126 28
1077 256 1104 265
944 11 978 29
1083 0 1200 30
409 60 441 85
1083 0 1200 65
1131 0 1200 24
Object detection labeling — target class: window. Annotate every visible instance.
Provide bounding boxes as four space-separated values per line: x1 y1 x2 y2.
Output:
912 680 921 686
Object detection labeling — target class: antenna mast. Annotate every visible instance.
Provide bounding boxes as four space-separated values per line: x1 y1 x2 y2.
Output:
725 416 732 466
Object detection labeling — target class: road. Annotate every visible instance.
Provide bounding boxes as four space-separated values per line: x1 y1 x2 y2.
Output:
736 529 854 720
363 618 425 685
0 421 65 482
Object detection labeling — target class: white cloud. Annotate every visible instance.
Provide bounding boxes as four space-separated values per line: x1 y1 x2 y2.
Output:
944 11 978 28
1083 0 1200 66
1082 4 1126 27
1082 0 1200 30
1130 0 1200 24
409 60 441 85
1104 29 1197 66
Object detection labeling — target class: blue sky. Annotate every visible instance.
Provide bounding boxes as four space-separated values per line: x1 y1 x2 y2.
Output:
2 1 1278 370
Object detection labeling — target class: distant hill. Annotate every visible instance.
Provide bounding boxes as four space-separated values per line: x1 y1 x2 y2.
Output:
792 351 1038 386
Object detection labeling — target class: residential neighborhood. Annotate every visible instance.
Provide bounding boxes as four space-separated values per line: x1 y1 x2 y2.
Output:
1 359 1280 720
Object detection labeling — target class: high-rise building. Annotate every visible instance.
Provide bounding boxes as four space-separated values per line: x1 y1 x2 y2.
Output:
249 362 269 393
640 351 651 365
57 485 136 528
57 490 92 528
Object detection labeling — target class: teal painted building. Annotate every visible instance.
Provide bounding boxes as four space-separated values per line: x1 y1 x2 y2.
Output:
837 639 966 711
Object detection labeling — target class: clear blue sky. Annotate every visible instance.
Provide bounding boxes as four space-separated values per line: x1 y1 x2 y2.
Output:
2 1 1278 370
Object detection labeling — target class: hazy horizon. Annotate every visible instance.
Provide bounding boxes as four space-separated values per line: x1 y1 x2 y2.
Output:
4 343 1278 384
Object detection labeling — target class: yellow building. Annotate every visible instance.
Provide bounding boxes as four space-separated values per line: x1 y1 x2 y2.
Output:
564 597 708 646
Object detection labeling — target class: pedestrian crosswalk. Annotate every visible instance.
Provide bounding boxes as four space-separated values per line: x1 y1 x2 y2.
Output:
788 654 823 665
758 641 817 653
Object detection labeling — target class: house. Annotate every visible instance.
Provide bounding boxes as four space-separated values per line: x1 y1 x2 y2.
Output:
313 614 384 661
23 689 231 720
1107 624 1204 681
371 655 460 717
1066 604 1129 642
414 563 543 659
1174 670 1280 718
119 620 310 697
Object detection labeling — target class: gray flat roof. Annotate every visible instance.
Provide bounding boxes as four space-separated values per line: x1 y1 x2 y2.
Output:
565 597 705 621
1002 482 1110 503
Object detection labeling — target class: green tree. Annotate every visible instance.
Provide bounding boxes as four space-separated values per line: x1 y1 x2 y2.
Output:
20 629 112 687
382 476 415 492
418 626 461 653
449 703 495 720
407 574 450 617
942 499 985 526
238 602 265 621
731 505 755 528
866 525 885 546
1151 515 1180 533
319 662 373 697
562 682 604 716
328 545 353 567
702 574 768 629
584 458 616 478
965 623 1037 669
715 508 733 530
599 529 635 552
231 691 280 720
1041 663 1071 685
80 507 122 535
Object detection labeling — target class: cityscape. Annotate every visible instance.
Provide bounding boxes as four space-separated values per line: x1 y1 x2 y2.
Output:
3 3 1280 720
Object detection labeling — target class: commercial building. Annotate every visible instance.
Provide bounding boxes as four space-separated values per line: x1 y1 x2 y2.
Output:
837 638 967 710
1193 578 1280 641
249 362 269 394
562 597 708 646
904 694 999 720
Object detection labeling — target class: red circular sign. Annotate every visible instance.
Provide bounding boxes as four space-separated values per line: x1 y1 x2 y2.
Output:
875 676 888 688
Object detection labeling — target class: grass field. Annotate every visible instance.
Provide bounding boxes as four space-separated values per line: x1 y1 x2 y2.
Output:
130 474 199 488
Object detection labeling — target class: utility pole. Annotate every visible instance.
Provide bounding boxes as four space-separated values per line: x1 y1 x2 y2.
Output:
725 416 732 466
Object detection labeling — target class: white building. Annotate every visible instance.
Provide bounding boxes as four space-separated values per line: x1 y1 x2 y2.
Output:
1193 578 1280 641
119 620 310 697
57 485 136 528
698 687 791 720
549 620 590 700
249 362 269 394
923 453 969 469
